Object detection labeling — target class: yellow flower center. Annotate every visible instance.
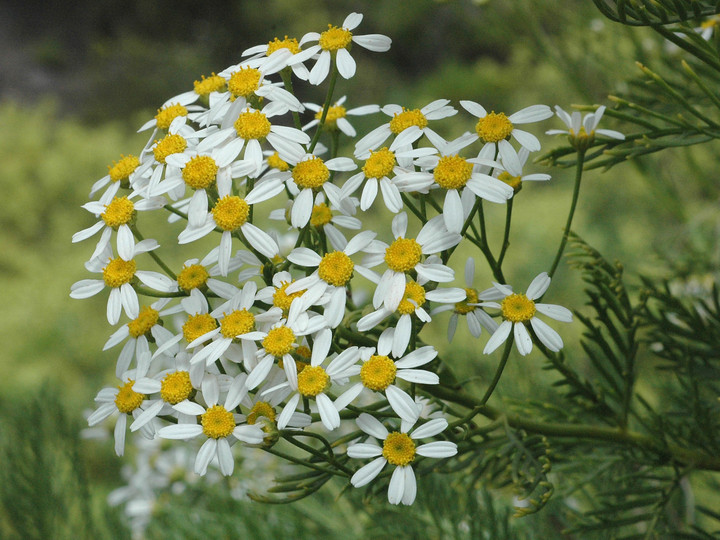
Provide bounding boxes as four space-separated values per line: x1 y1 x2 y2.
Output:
362 147 395 179
128 306 160 338
201 405 235 439
295 345 312 361
475 112 513 143
177 264 209 292
220 309 255 338
701 16 720 30
360 355 397 391
153 134 187 164
297 365 330 397
155 103 188 130
454 288 479 315
194 73 226 96
315 105 347 129
318 25 353 51
310 203 333 227
102 258 136 288
292 157 330 189
183 313 217 343
397 281 426 315
267 152 290 171
247 401 276 425
160 371 193 405
234 110 272 140
183 155 218 190
389 108 428 135
501 293 536 323
497 171 522 192
434 155 473 190
385 238 422 273
263 326 296 357
382 432 416 466
318 251 354 286
115 380 144 414
228 67 262 100
108 154 139 183
273 281 305 314
101 197 135 228
212 196 249 231
267 36 302 55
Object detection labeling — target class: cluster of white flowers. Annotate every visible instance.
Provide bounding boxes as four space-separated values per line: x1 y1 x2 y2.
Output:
71 12 610 508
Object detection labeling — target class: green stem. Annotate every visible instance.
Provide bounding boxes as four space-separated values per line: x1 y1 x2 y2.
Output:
548 149 585 278
279 68 303 131
308 62 339 154
497 198 513 268
130 225 176 279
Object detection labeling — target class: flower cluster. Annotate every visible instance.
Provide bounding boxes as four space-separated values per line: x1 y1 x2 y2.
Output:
72 12 603 507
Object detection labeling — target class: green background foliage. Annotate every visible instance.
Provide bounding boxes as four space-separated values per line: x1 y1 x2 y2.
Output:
2 0 719 538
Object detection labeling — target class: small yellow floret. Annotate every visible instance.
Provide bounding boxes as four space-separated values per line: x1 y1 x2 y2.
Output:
454 288 478 315
434 155 473 190
273 281 305 314
101 197 135 228
397 281 426 315
228 67 262 99
384 238 422 273
310 203 333 227
201 405 235 439
234 110 271 140
497 171 522 192
292 157 330 189
153 134 187 164
160 371 192 405
183 155 218 190
220 309 255 338
183 313 217 343
382 432 416 466
155 103 188 130
315 105 347 129
108 154 139 183
194 73 226 96
318 25 353 51
267 152 289 171
212 196 249 231
318 251 354 286
128 306 159 338
501 293 536 323
363 147 395 179
177 264 209 292
263 326 296 357
103 258 136 288
360 355 397 391
475 112 513 143
115 380 144 414
297 365 330 397
389 108 428 134
247 401 276 425
267 36 301 55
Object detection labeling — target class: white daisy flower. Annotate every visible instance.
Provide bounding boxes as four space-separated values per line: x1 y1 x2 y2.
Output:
546 105 625 148
354 99 457 157
305 191 362 244
479 272 573 356
72 190 166 262
363 212 461 313
292 12 392 85
137 95 206 133
286 230 377 327
335 344 440 424
431 257 499 342
256 270 308 318
219 61 303 112
302 96 380 138
242 35 311 80
459 100 553 171
87 372 155 456
158 374 264 476
70 243 176 325
177 170 283 276
269 332 360 431
89 153 150 200
348 413 457 505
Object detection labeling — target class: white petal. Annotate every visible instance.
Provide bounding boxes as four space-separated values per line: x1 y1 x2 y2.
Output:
531 317 564 352
483 320 512 354
386 385 420 423
356 412 389 439
535 303 573 322
514 322 533 356
347 442 383 459
416 441 457 458
350 457 386 487
526 272 551 300
335 48 356 79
